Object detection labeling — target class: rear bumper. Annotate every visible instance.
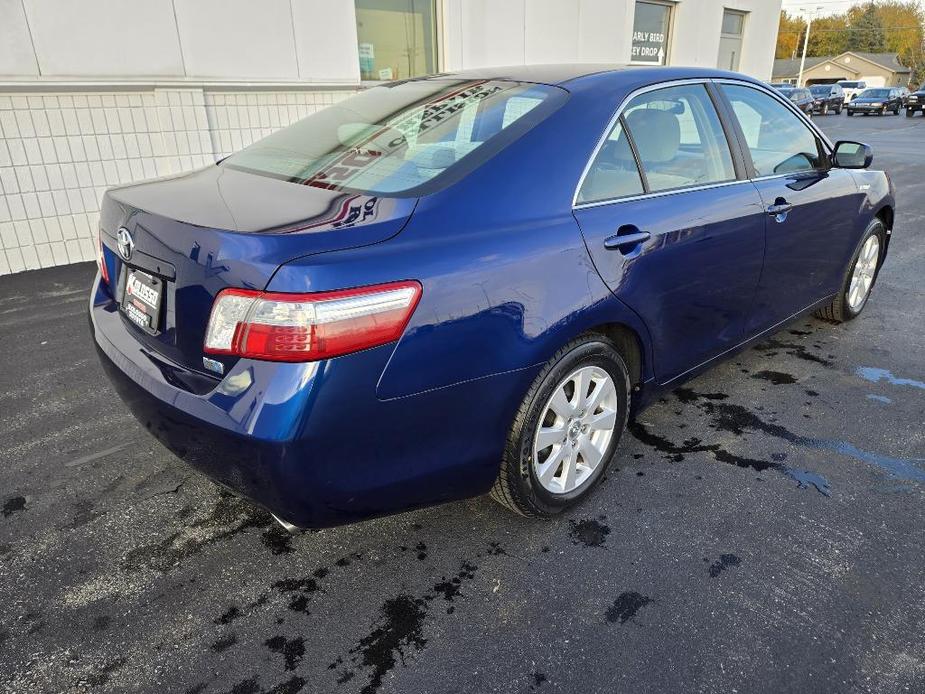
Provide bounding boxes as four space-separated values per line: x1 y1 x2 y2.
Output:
90 273 534 527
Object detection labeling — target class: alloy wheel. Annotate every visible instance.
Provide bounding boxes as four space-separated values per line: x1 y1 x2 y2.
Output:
532 366 618 495
848 234 880 311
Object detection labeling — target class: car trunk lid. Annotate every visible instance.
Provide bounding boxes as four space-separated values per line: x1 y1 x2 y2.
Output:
100 165 416 375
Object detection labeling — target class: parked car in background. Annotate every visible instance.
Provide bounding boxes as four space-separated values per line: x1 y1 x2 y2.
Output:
90 66 894 529
838 80 868 103
809 84 844 115
846 88 903 116
905 85 925 116
774 86 815 117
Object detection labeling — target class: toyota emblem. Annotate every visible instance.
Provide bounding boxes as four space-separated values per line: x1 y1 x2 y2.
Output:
117 227 134 261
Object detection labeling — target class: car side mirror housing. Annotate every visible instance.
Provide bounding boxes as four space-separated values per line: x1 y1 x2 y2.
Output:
833 140 873 169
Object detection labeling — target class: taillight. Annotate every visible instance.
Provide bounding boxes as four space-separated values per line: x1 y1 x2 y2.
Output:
203 281 422 362
97 230 110 285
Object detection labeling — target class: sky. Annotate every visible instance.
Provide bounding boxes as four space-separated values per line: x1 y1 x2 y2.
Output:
781 0 923 17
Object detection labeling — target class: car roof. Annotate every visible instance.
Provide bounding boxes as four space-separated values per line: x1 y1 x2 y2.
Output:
420 64 763 89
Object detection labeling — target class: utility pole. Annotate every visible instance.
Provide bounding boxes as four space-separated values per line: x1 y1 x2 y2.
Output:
797 6 823 86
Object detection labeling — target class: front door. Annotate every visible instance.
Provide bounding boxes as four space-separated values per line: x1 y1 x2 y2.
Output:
573 82 766 383
718 83 864 334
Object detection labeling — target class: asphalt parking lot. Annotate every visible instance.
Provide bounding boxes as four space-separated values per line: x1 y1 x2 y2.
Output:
2 112 924 694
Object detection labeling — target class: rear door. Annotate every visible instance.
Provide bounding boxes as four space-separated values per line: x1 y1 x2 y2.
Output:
573 82 766 383
716 82 862 335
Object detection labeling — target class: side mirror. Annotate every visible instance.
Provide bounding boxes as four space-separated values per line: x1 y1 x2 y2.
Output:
833 140 873 169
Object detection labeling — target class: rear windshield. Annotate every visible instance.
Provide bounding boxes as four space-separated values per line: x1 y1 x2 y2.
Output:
222 79 564 196
859 89 890 98
810 85 833 95
839 81 861 88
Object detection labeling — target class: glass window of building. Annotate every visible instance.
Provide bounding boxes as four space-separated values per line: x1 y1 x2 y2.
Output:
631 1 672 65
717 9 746 71
355 0 438 81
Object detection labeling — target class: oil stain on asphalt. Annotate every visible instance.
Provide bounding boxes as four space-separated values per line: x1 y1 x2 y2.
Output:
633 384 925 492
628 402 832 497
123 492 272 572
265 635 306 671
708 554 742 578
2 495 26 517
330 556 481 693
694 391 925 484
568 517 611 547
606 592 654 625
750 370 798 385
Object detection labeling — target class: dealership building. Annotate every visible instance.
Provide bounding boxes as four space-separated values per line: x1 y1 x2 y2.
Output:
0 0 781 274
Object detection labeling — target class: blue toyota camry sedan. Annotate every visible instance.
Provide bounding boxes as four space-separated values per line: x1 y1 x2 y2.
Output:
91 65 894 529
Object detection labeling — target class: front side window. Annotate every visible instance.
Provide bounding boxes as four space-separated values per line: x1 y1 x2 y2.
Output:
355 0 437 81
222 80 563 196
718 10 746 71
721 84 826 177
632 1 672 65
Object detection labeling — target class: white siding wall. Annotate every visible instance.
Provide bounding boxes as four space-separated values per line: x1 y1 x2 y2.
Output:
442 0 781 79
4 0 361 83
0 0 781 274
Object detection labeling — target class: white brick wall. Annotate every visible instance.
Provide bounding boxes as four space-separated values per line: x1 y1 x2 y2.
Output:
0 86 358 275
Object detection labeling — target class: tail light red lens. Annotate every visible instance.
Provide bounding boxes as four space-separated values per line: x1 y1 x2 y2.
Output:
203 281 422 362
97 231 110 285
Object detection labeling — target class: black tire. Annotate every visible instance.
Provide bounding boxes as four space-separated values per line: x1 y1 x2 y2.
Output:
490 334 630 517
893 107 900 115
836 104 842 115
815 219 886 323
821 103 829 115
847 110 854 116
907 109 914 117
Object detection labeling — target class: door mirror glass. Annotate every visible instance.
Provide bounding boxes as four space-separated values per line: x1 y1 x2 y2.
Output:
833 141 873 169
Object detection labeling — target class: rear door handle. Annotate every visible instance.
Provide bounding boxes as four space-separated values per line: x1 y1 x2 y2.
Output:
603 230 651 251
766 202 793 216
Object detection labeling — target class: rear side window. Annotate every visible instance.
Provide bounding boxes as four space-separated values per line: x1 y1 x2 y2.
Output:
721 84 826 177
222 80 563 196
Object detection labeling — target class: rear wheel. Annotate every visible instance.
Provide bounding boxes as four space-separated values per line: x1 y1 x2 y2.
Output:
490 334 630 517
816 219 885 323
847 110 854 116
